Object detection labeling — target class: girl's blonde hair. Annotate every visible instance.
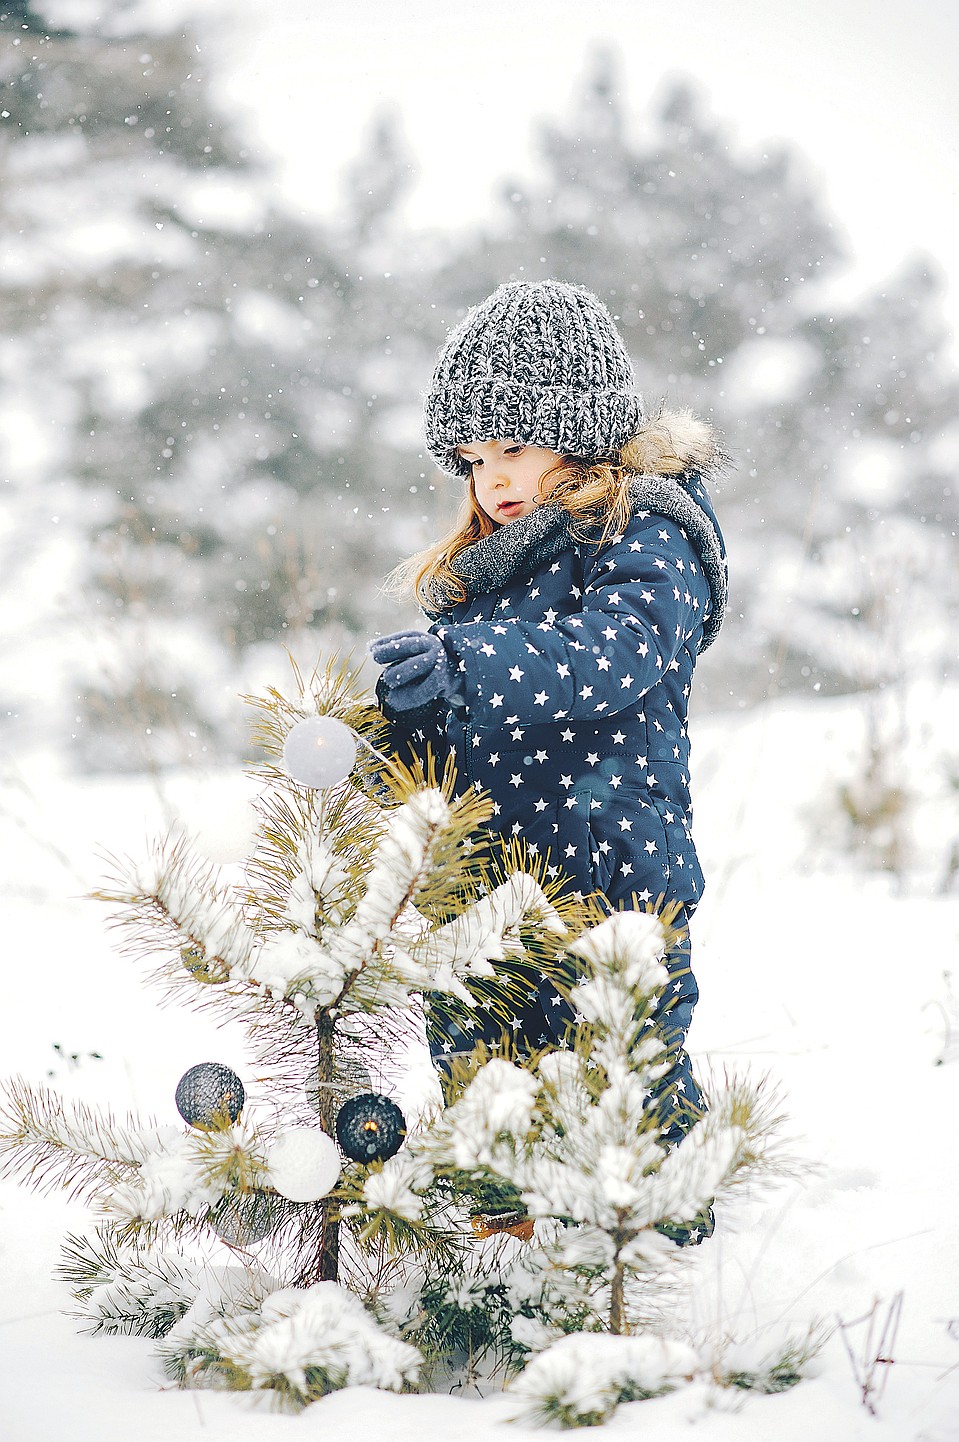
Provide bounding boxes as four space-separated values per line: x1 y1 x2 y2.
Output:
389 453 637 611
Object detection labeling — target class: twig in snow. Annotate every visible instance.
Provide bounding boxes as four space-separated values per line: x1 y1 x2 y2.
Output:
923 972 959 1067
837 1291 903 1416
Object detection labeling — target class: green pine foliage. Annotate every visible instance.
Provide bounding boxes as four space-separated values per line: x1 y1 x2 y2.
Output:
0 662 803 1416
58 1225 202 1338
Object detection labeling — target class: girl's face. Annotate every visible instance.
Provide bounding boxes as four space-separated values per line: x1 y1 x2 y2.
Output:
457 440 562 526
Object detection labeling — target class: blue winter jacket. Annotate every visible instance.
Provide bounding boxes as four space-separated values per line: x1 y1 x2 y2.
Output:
381 428 727 920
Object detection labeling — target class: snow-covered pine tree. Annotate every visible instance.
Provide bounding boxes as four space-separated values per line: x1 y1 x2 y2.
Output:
0 5 438 768
372 908 782 1391
0 662 784 1414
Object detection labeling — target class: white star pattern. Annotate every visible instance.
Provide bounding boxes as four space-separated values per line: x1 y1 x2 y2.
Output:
385 510 719 924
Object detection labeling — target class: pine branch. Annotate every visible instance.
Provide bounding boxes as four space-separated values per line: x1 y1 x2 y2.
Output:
232 992 322 1101
94 831 255 979
425 871 569 998
350 1206 463 1270
132 945 278 1038
158 1270 422 1406
349 789 457 946
246 782 386 933
239 787 510 1021
58 1224 200 1338
101 1116 273 1232
395 786 495 922
246 652 389 761
702 1070 795 1184
189 1119 266 1195
335 1155 465 1275
110 1207 233 1251
0 1078 147 1202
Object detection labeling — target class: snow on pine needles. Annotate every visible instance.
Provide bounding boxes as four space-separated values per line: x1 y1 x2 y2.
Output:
0 684 958 1439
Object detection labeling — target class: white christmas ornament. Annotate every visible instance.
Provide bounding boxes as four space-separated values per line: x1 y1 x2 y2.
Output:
282 716 357 789
266 1126 341 1202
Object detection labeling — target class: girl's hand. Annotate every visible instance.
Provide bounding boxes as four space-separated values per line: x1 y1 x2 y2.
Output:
368 630 462 711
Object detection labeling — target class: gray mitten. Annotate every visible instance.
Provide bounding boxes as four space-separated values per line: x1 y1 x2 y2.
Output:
369 630 462 712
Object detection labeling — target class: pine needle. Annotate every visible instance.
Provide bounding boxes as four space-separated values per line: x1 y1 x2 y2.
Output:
0 1078 148 1202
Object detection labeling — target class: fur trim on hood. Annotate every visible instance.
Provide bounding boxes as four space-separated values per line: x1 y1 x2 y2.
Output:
620 405 728 483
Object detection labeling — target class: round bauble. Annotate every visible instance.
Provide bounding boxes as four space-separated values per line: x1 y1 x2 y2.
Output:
175 1062 245 1130
282 715 357 789
267 1126 341 1202
335 1092 407 1164
208 1189 281 1246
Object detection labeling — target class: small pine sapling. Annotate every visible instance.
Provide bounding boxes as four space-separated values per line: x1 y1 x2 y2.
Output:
361 907 787 1409
0 658 589 1405
0 658 794 1419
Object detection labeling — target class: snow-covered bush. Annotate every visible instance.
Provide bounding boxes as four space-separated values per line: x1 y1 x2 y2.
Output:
160 1281 422 1407
0 663 790 1418
398 911 780 1342
508 1332 700 1426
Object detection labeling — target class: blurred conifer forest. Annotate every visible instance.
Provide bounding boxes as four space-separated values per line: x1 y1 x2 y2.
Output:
2 1 957 770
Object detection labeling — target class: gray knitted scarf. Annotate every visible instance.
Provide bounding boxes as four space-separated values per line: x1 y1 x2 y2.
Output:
422 475 727 651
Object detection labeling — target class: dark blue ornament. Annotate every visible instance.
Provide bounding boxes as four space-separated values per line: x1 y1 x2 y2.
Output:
175 1062 245 1130
335 1092 406 1163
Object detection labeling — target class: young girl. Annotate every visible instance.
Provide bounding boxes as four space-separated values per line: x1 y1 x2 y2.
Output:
370 281 728 1209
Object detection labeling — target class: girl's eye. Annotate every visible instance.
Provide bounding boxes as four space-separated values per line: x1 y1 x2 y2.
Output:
504 444 525 456
469 457 483 468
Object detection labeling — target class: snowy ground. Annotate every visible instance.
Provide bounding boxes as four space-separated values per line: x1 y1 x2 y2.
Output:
1 692 958 1441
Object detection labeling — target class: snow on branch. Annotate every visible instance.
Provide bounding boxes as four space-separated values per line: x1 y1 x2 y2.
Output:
96 832 255 979
0 1077 150 1201
108 1119 263 1225
568 912 669 1013
59 1226 203 1338
417 1058 540 1174
234 791 452 1019
423 871 566 1002
352 787 453 939
0 1076 264 1224
237 794 567 1022
159 1281 422 1407
509 1332 700 1427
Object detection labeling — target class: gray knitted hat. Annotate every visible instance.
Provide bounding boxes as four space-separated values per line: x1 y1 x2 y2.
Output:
424 280 645 478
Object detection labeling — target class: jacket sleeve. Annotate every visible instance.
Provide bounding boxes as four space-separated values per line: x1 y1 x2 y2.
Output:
436 517 710 727
372 676 453 774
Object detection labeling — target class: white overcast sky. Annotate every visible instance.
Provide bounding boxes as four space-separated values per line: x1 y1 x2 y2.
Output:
206 0 959 350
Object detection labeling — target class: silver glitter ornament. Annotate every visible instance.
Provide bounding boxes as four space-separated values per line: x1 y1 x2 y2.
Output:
175 1062 245 1130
